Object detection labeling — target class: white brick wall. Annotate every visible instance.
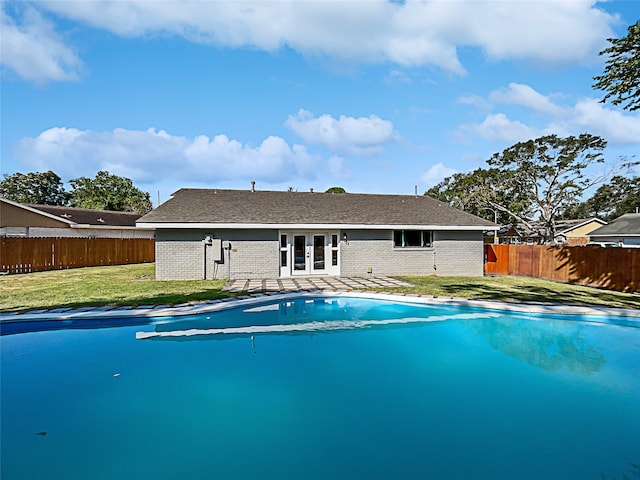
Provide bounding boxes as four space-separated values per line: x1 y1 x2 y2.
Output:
156 228 484 280
155 230 206 280
155 229 279 280
433 230 484 276
340 229 483 277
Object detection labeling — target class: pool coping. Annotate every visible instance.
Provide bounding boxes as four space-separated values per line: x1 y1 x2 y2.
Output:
1 290 639 325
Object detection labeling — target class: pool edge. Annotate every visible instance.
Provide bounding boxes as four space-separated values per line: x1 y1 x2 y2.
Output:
1 290 639 324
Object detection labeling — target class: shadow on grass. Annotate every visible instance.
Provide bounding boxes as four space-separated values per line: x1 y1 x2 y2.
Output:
2 288 238 314
394 276 640 310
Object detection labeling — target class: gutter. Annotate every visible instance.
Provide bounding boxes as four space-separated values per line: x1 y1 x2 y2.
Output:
136 222 499 231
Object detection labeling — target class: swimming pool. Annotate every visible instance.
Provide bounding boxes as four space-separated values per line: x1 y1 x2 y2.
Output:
1 294 639 480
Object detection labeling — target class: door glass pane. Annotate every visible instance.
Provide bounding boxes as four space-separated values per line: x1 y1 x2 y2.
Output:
294 235 306 271
332 250 338 266
313 235 325 270
280 234 287 248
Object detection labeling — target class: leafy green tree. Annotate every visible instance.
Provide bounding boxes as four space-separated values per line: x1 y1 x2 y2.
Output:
70 171 152 214
487 134 607 242
325 186 346 193
426 168 530 226
0 171 70 205
562 175 640 221
593 22 640 111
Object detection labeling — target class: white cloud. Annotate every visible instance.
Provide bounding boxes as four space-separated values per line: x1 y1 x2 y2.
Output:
457 113 542 143
489 83 568 117
0 5 82 84
285 109 397 156
571 98 640 144
32 0 615 76
421 162 457 187
327 155 349 179
457 84 640 147
13 127 320 184
458 95 491 111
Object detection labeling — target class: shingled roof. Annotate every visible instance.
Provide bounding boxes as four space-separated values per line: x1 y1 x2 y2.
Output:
30 204 142 227
590 213 640 237
137 188 496 229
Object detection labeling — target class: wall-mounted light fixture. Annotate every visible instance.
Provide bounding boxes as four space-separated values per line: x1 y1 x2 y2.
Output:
343 233 348 245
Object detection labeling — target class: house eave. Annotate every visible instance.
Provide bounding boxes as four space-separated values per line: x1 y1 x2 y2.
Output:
136 222 498 231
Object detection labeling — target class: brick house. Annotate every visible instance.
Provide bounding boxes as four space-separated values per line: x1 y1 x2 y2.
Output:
137 187 497 280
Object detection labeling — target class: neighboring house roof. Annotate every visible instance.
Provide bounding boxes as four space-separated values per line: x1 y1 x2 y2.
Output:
554 218 606 235
1 197 142 228
29 204 142 227
590 213 640 237
498 218 605 238
137 188 497 230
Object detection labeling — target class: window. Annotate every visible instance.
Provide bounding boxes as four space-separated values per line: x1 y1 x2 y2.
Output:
331 234 339 266
393 230 433 248
280 234 288 267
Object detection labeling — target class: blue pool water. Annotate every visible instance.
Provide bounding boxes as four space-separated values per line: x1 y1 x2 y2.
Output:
1 296 639 480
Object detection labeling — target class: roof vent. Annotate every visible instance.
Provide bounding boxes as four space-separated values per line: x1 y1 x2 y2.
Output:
251 180 256 192
97 218 105 223
61 213 72 218
310 188 314 193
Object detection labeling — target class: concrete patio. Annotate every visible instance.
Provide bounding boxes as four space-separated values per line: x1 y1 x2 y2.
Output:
222 276 413 293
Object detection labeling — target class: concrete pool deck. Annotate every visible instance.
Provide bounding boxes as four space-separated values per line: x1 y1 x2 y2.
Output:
1 276 639 324
222 275 414 293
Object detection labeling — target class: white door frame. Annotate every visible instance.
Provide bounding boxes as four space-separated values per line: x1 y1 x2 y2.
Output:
279 230 340 277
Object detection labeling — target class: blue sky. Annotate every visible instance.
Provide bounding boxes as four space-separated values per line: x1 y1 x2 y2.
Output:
1 0 639 206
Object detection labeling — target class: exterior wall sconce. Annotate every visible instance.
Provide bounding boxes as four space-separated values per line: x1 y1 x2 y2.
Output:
343 233 348 244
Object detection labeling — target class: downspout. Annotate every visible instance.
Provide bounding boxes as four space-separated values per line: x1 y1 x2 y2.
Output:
203 235 213 280
224 241 232 280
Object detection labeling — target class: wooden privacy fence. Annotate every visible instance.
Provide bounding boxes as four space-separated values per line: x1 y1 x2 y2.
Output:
484 244 639 293
1 237 155 274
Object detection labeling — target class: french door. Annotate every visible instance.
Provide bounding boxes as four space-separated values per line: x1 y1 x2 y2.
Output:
280 231 339 277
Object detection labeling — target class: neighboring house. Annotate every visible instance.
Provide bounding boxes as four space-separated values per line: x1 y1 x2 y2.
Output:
136 187 498 280
589 213 640 247
553 218 607 245
497 218 606 245
497 224 543 245
0 197 154 238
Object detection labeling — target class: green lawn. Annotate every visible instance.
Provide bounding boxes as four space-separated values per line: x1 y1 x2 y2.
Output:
0 263 638 312
0 263 229 312
392 275 640 310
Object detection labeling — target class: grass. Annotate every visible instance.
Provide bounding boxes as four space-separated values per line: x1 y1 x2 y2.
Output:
0 263 230 312
391 275 640 310
0 263 638 313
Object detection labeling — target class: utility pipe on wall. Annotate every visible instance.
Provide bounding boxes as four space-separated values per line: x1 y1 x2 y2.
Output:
203 235 213 280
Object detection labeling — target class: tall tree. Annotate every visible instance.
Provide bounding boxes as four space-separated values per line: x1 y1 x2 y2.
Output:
487 134 607 241
593 21 640 112
426 168 531 226
0 171 70 205
561 175 640 221
70 171 152 214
